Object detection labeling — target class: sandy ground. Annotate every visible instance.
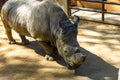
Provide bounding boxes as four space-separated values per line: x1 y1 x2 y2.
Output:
0 17 120 80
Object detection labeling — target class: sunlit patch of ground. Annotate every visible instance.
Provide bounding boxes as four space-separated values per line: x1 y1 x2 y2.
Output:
77 21 120 68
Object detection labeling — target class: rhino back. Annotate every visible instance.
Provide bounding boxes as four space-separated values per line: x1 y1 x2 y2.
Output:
1 0 57 41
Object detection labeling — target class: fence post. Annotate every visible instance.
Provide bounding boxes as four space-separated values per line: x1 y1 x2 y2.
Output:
67 0 71 16
102 0 106 22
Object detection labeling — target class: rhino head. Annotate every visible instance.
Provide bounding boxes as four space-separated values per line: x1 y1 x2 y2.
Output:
55 15 86 69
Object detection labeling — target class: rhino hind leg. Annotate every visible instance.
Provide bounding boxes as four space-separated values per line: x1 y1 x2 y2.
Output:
38 41 57 61
3 23 16 44
19 35 30 45
7 29 16 44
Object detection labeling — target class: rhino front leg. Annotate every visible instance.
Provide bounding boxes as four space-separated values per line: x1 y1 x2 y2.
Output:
19 35 30 45
38 41 57 61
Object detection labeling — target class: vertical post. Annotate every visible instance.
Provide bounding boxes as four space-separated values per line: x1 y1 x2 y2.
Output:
102 0 106 22
67 0 71 16
102 0 104 22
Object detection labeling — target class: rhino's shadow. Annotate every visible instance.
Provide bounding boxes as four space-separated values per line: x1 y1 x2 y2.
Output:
75 47 118 80
25 41 67 66
26 41 118 80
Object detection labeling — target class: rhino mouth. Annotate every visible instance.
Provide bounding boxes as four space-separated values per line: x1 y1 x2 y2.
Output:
67 63 81 70
66 55 86 70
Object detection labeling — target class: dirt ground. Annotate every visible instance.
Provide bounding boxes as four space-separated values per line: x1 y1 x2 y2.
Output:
0 17 120 80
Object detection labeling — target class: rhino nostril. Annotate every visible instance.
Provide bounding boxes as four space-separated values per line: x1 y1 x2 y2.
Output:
75 47 80 53
64 50 67 53
82 55 86 62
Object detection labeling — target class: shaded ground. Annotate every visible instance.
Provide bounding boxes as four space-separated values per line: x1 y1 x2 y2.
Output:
0 18 120 80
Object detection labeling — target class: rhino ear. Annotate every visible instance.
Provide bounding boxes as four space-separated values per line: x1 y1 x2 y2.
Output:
74 15 80 28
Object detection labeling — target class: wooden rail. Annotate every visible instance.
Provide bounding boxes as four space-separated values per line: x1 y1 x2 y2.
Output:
67 0 120 25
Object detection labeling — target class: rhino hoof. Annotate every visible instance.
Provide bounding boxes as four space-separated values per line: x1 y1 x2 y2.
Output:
9 40 16 44
45 55 54 61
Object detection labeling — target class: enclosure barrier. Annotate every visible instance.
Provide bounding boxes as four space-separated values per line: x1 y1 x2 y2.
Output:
67 0 120 25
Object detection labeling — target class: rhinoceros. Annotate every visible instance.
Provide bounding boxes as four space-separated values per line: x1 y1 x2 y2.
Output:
1 0 86 69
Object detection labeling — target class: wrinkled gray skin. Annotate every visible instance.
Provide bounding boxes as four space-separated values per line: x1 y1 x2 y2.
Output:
1 0 86 69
